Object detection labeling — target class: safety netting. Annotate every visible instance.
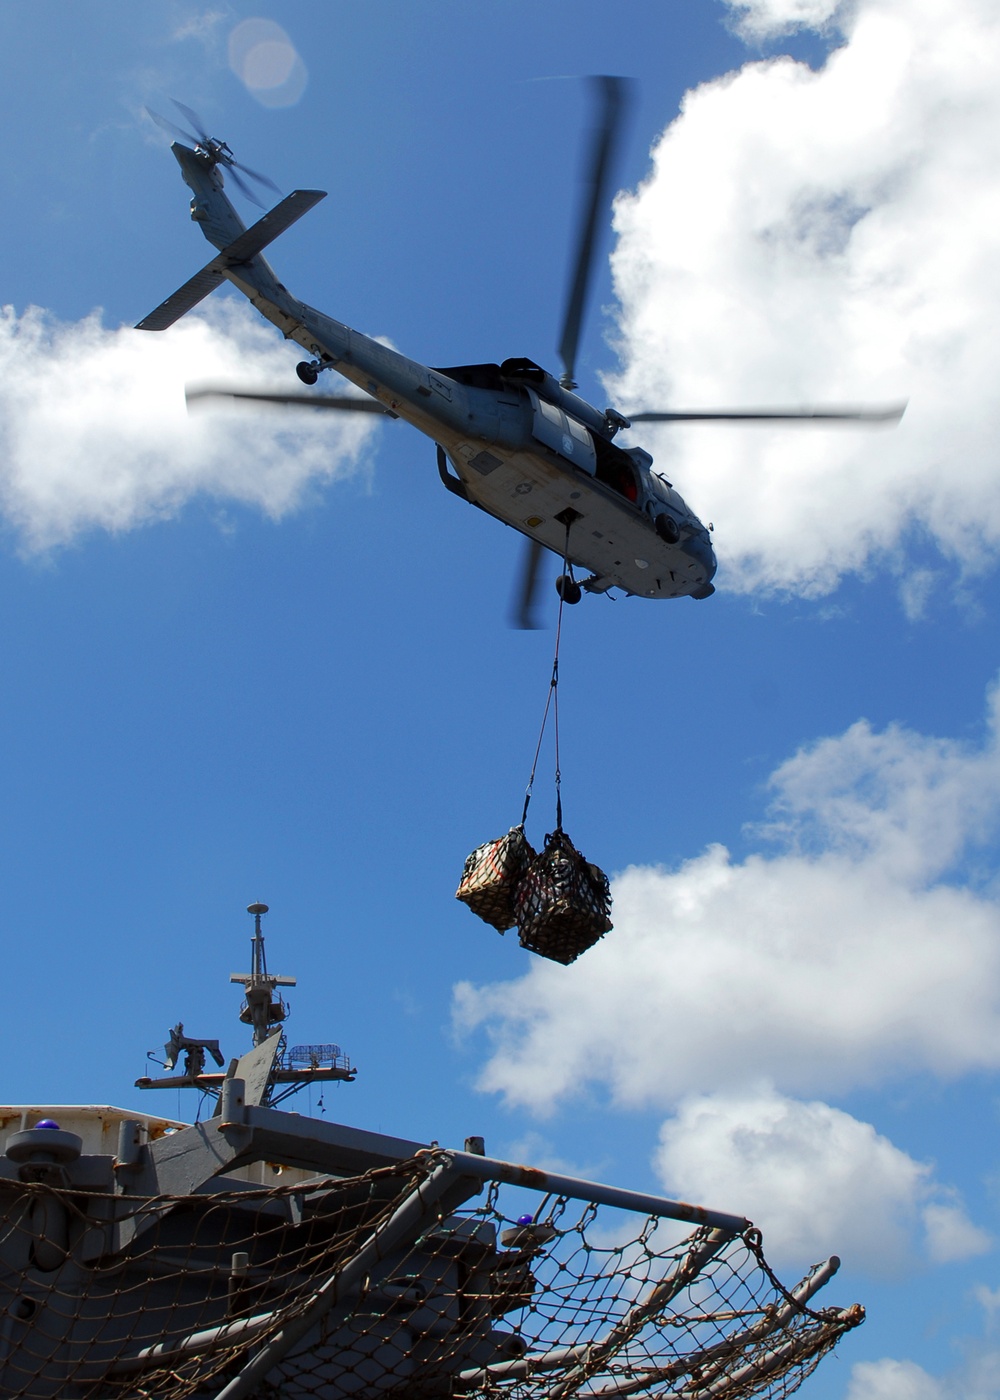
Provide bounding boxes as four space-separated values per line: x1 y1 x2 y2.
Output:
0 1154 862 1400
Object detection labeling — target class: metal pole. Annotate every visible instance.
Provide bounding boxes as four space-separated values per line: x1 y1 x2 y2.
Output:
441 1148 750 1234
459 1344 596 1388
673 1254 844 1397
689 1303 863 1399
111 1310 278 1375
248 902 268 1047
572 1255 847 1400
210 1159 460 1400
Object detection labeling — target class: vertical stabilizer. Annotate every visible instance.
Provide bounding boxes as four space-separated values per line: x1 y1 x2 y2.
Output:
171 141 248 251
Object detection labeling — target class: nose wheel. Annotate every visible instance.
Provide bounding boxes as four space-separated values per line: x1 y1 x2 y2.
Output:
556 575 582 605
654 512 681 544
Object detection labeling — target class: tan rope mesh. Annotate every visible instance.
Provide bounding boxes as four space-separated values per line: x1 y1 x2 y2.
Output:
0 1156 862 1399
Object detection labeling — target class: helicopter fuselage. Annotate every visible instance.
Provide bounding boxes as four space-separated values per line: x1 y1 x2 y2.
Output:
279 325 717 601
141 143 717 602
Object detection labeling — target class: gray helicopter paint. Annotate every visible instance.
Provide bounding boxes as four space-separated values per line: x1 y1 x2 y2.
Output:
138 143 717 602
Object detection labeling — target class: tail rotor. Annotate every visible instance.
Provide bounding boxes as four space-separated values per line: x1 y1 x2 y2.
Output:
146 100 281 209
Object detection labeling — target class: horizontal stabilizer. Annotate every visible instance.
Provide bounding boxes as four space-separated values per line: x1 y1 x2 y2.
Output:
221 189 326 263
136 188 327 332
136 264 226 331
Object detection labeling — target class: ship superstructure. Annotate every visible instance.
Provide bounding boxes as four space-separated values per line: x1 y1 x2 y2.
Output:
0 904 863 1399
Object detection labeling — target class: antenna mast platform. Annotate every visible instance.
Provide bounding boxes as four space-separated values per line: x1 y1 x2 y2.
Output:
136 901 356 1101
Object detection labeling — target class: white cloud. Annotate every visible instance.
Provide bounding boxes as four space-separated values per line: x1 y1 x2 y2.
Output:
922 1200 992 1264
898 567 939 622
758 692 1000 883
847 1358 945 1400
171 10 231 45
654 1088 989 1272
728 0 844 40
496 1130 610 1184
975 1283 1000 1326
456 677 1000 1284
455 853 1000 1110
658 1090 923 1266
608 0 1000 596
848 1349 1000 1399
0 300 377 551
455 681 1000 1115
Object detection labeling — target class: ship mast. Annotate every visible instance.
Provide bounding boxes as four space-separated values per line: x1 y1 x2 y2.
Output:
230 902 296 1047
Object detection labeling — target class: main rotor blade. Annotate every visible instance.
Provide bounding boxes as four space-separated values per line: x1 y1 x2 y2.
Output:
146 106 200 146
225 165 268 210
511 539 546 630
236 160 281 196
171 98 211 144
557 75 632 391
186 386 395 414
629 403 907 424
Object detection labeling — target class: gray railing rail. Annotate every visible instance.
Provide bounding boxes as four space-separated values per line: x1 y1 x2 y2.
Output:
439 1148 751 1234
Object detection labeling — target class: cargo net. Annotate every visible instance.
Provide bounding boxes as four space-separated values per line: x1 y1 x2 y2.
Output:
456 827 613 965
0 1155 862 1400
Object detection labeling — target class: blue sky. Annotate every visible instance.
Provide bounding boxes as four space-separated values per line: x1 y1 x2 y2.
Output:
2 2 1000 1396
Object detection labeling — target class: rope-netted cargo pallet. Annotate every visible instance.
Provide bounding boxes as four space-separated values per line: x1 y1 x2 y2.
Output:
0 1149 861 1400
456 552 618 967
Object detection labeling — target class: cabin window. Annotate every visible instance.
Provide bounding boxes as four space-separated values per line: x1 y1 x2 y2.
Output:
590 433 639 503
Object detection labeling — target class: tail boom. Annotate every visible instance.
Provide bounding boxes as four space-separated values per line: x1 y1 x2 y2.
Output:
136 137 471 450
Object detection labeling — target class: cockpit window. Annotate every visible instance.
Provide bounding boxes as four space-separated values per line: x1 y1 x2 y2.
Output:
649 473 676 504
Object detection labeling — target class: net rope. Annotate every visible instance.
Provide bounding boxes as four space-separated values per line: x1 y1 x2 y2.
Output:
0 1155 862 1400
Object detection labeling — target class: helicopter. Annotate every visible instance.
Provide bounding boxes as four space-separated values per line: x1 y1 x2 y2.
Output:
138 88 903 627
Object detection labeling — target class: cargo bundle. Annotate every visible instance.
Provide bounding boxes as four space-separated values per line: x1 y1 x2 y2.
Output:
455 826 537 932
515 828 613 963
455 531 614 964
456 823 612 965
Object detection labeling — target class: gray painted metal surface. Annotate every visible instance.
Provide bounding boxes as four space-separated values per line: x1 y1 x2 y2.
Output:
0 1086 861 1398
136 1095 429 1198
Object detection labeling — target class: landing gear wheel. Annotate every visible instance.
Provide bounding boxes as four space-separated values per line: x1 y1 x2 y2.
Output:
296 361 319 386
654 513 681 544
556 575 582 605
